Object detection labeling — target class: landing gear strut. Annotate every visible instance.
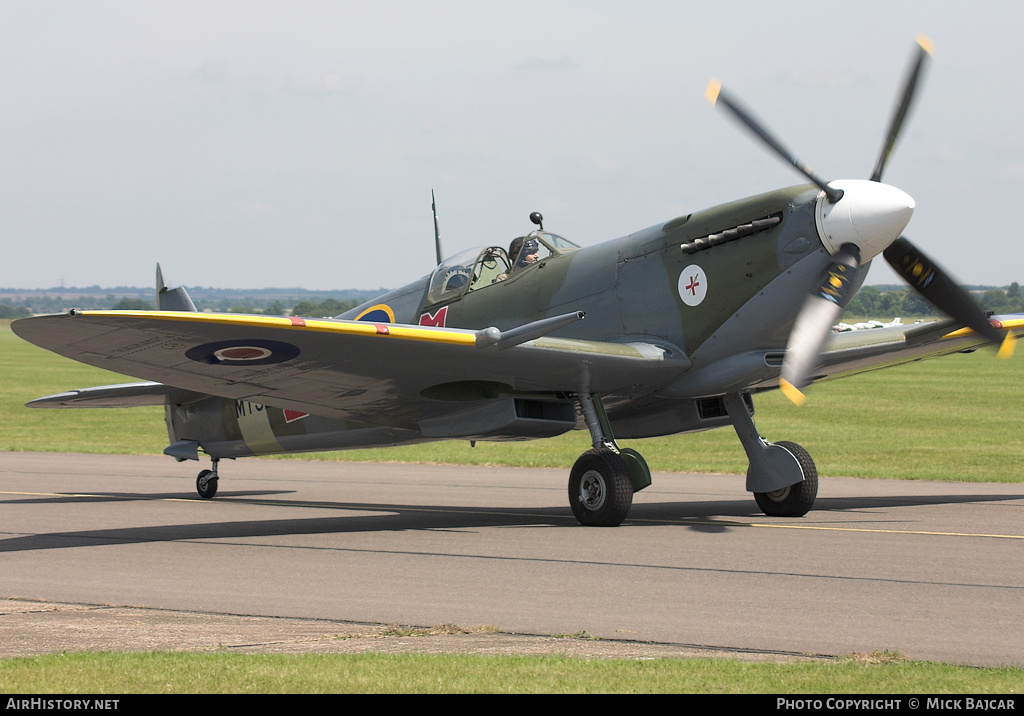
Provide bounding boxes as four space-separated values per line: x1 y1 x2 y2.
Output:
196 457 219 499
724 392 817 517
568 393 651 526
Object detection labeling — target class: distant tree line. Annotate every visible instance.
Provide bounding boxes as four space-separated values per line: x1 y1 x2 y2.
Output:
977 282 1024 315
0 303 30 319
202 297 361 316
0 295 363 318
840 283 1023 319
1 294 145 315
841 286 935 318
290 298 361 317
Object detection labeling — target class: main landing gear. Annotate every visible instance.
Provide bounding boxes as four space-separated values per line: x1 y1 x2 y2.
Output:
723 393 818 517
569 393 651 526
567 391 818 526
196 457 219 499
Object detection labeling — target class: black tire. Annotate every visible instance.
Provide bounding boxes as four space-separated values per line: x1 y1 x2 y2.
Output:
568 449 633 526
753 441 817 517
196 469 218 499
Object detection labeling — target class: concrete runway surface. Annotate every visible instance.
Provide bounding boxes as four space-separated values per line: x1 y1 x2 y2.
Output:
2 452 1022 666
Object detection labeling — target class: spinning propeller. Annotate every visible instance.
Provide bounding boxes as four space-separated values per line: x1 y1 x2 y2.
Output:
707 36 1015 405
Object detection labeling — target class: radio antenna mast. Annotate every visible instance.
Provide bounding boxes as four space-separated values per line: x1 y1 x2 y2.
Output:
432 190 444 265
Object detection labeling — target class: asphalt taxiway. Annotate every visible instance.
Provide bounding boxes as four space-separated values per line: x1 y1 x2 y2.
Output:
2 452 1022 666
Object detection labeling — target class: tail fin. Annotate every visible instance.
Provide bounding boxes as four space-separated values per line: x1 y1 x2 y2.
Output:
156 264 198 312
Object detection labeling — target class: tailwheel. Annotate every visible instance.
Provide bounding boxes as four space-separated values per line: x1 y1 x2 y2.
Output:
752 441 817 517
196 467 218 499
569 449 633 526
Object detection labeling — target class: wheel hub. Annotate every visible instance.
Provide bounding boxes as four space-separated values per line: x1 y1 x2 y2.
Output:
579 470 606 510
764 485 792 503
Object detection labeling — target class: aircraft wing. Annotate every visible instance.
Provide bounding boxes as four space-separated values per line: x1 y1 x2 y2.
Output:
25 381 208 409
12 310 687 425
808 314 1024 384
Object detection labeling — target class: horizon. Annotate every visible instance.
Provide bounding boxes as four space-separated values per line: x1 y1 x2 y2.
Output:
2 280 1022 296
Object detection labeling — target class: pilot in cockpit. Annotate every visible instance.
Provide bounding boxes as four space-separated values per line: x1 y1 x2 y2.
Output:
511 236 540 270
495 236 539 282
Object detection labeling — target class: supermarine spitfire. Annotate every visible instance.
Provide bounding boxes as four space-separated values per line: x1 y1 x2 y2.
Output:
13 38 1021 526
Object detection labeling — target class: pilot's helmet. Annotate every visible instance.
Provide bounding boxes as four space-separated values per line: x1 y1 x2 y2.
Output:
509 236 541 270
515 238 540 265
508 236 526 257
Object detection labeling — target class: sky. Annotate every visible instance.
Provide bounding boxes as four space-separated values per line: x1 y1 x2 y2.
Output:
2 1 1022 292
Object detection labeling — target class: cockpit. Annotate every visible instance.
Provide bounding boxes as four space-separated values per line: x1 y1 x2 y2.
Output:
425 230 580 306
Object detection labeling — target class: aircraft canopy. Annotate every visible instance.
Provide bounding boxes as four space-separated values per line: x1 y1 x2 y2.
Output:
426 231 579 305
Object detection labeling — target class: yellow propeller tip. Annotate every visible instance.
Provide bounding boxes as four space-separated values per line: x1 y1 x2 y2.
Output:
704 79 721 105
916 34 935 56
779 379 807 406
997 331 1016 360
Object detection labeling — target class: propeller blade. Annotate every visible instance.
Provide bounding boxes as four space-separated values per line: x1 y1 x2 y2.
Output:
870 35 933 183
706 80 843 203
883 236 1015 357
780 245 863 405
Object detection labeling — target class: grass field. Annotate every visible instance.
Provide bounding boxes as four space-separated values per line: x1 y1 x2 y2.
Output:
1 650 1022 694
3 321 1022 482
3 319 1023 692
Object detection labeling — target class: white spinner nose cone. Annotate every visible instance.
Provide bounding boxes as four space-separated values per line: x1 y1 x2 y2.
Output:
815 179 915 260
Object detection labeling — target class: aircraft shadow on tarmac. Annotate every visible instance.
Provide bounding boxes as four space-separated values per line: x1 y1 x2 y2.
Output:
1 490 1020 553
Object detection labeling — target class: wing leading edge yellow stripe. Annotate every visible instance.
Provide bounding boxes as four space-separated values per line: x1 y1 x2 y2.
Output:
78 310 478 346
942 316 1023 360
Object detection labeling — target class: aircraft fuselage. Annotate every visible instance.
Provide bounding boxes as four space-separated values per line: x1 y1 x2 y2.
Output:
167 184 850 457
